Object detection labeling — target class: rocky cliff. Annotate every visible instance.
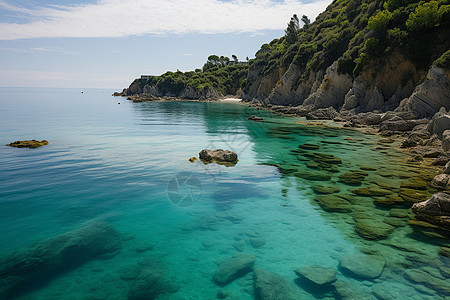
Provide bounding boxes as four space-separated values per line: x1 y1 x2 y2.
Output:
242 0 450 118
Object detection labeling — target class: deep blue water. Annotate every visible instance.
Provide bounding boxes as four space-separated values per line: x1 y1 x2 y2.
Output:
0 88 448 299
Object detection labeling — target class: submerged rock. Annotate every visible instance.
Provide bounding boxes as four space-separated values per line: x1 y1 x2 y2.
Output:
404 268 450 295
333 280 364 299
398 188 429 203
355 219 395 240
0 221 121 299
294 265 337 286
6 140 49 148
294 170 332 181
299 143 320 150
400 178 428 190
315 195 352 213
311 185 340 194
254 268 296 300
339 254 385 279
351 187 392 197
199 149 238 166
374 196 405 206
338 170 368 186
213 253 255 285
128 257 178 300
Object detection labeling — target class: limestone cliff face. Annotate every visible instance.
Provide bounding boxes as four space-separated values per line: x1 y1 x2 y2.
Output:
243 53 449 118
396 67 450 118
240 0 449 118
302 61 353 109
126 81 142 96
181 86 220 99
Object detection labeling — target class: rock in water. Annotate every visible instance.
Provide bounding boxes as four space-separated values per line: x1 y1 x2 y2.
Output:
128 257 178 300
0 221 121 299
315 195 352 213
355 219 395 240
294 265 337 286
6 140 48 148
254 268 296 300
339 254 385 279
404 268 450 295
199 149 238 166
213 253 255 285
247 115 264 121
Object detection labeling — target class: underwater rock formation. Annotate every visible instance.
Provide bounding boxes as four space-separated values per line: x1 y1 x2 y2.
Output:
213 253 255 285
254 268 296 300
127 256 179 300
294 265 337 287
339 254 385 279
0 221 121 299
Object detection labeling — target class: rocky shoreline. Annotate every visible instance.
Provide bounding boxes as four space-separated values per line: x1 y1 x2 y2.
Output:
246 100 450 231
116 90 450 232
119 89 450 234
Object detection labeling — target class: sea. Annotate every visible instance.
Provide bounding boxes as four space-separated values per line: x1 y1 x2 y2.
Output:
0 87 448 299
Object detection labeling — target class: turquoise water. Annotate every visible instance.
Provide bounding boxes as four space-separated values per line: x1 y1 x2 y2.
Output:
0 88 448 299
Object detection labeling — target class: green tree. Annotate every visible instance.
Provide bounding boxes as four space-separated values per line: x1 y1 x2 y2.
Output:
368 10 392 32
207 55 220 65
232 54 238 62
406 1 441 31
285 14 300 44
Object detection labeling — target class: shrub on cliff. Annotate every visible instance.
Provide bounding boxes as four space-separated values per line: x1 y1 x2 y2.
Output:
406 1 443 31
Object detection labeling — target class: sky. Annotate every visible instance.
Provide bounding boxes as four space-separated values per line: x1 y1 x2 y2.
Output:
0 0 332 89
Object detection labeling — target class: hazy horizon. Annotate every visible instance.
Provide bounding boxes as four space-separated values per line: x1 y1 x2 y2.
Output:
0 0 332 89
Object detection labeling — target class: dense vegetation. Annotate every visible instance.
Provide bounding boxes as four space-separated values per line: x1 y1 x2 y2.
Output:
244 0 449 93
131 55 249 97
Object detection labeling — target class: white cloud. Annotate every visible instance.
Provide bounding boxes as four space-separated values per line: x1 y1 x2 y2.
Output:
0 46 78 54
0 0 331 40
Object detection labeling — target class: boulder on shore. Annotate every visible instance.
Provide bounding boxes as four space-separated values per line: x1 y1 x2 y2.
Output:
427 107 450 136
443 130 450 152
199 149 238 166
6 140 48 148
412 192 450 217
306 107 339 120
412 192 450 229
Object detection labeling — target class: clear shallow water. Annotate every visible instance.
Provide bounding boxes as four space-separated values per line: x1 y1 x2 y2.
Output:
0 88 448 299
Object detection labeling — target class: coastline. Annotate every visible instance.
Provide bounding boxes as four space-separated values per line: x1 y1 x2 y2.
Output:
118 92 450 236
